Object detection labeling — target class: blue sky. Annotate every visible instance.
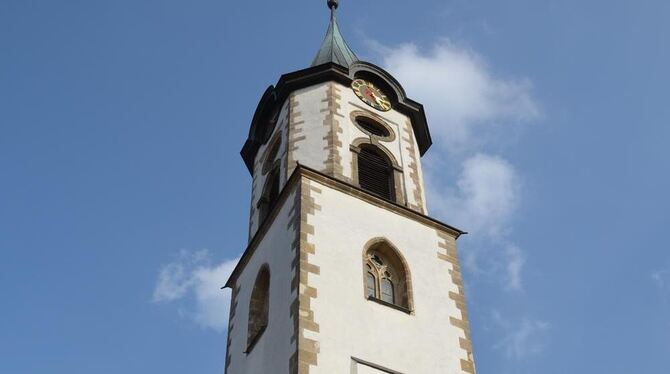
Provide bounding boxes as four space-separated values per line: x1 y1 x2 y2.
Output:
1 0 669 373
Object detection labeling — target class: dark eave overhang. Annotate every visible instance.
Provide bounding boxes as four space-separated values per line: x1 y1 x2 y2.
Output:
240 62 433 174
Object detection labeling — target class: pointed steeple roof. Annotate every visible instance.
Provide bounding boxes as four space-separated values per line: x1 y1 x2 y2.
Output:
311 0 358 68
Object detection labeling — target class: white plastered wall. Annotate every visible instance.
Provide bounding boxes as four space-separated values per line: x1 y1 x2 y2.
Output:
227 190 297 374
356 364 393 374
304 180 467 374
289 83 330 173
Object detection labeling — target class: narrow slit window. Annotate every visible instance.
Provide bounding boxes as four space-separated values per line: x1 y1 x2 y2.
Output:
366 272 377 298
381 278 394 304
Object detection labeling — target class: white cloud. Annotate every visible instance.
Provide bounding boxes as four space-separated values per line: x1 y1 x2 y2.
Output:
153 249 239 332
505 245 525 291
377 38 545 362
429 153 520 237
379 41 540 153
492 311 550 360
377 39 537 292
153 249 209 302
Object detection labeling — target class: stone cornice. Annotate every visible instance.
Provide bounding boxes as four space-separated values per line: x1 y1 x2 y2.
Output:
224 164 466 289
299 165 466 237
241 62 432 174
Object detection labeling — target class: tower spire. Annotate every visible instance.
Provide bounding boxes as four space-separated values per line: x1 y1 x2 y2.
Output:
311 0 358 68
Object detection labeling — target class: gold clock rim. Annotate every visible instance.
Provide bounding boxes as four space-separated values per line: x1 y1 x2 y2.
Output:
351 79 392 112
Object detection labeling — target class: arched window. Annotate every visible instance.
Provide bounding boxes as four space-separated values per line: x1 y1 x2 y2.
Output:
258 167 280 224
262 136 281 174
357 145 395 202
363 240 411 311
247 266 270 351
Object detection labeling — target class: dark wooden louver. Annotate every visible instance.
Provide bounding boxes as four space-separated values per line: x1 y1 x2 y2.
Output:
358 148 395 202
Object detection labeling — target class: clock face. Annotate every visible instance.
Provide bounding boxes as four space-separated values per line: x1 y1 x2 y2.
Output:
351 79 392 112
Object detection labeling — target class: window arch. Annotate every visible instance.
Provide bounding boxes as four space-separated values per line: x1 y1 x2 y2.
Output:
247 266 270 351
357 145 395 202
363 239 412 311
258 166 280 224
261 135 281 174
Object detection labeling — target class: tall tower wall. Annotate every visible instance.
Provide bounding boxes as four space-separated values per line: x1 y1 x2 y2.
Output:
225 186 299 374
296 175 474 373
227 3 476 373
248 81 429 240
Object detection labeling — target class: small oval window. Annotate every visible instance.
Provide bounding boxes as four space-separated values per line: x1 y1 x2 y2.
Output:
356 118 391 138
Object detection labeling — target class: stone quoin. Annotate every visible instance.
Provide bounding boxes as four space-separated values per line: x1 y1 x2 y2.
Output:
224 2 476 373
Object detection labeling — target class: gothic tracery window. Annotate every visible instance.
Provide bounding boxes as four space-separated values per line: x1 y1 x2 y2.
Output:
247 266 270 351
363 241 411 310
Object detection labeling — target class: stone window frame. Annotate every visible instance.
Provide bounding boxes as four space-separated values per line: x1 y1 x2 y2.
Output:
255 131 283 227
350 138 405 205
350 110 396 143
261 131 282 175
245 264 270 354
361 238 414 314
257 165 280 224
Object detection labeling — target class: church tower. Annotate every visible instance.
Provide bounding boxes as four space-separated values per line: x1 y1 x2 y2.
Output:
224 2 476 373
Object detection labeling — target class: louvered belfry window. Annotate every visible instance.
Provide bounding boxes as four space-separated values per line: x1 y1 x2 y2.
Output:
358 146 395 202
258 168 280 224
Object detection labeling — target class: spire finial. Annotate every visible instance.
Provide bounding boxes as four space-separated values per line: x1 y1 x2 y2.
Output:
311 0 357 68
